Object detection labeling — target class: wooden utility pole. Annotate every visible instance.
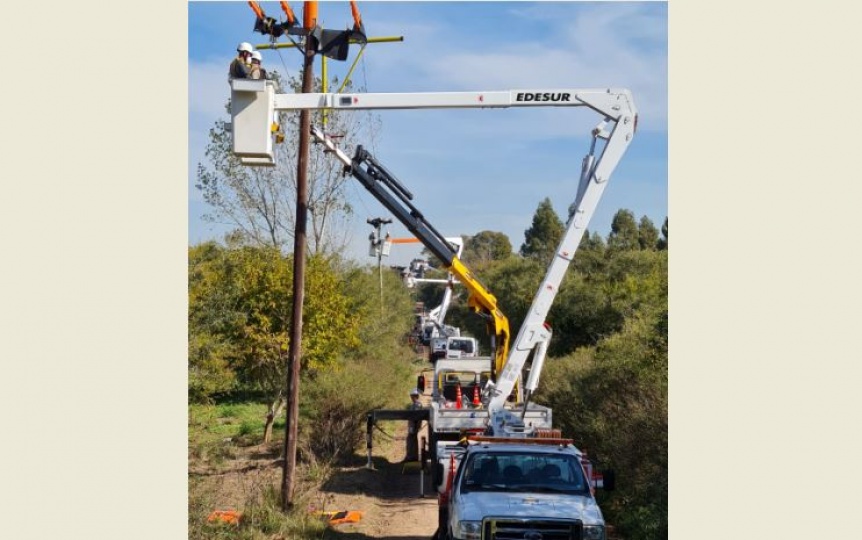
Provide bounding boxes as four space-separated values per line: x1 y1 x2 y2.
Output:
282 1 318 511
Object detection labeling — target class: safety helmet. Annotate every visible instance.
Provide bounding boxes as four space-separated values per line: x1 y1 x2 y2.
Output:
251 51 263 63
237 42 253 53
410 388 420 397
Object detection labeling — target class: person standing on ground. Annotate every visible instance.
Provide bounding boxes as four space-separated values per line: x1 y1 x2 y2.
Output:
408 388 423 410
406 388 424 461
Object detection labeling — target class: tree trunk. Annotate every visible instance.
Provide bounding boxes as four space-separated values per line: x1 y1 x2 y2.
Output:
263 396 287 444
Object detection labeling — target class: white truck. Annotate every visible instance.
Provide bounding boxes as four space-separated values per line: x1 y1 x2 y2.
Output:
430 335 479 361
436 436 614 540
430 87 635 539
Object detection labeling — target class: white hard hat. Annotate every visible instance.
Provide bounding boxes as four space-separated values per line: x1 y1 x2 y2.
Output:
251 51 263 62
237 42 253 53
410 388 420 396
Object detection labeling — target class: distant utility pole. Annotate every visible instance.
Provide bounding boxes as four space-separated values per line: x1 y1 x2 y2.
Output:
367 217 392 312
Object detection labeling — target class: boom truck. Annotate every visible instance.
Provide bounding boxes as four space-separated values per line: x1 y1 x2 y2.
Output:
388 236 478 358
229 82 637 540
432 98 636 540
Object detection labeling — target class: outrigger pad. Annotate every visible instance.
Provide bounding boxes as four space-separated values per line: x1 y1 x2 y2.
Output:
312 510 364 525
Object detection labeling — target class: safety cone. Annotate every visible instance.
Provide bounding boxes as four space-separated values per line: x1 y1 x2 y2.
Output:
455 382 463 409
472 385 480 407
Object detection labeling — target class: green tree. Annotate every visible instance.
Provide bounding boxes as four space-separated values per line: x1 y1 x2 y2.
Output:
578 229 605 252
607 209 639 251
188 242 241 402
462 230 513 266
573 229 607 275
187 242 361 442
546 271 624 354
195 73 379 254
638 216 659 250
539 310 667 540
657 217 668 250
520 198 564 263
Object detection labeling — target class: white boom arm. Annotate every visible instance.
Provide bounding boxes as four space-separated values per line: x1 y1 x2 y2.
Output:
231 84 637 421
432 238 462 327
484 91 637 423
271 89 636 116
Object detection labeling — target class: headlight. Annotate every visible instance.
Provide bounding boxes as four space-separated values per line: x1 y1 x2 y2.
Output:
582 524 606 540
456 520 481 540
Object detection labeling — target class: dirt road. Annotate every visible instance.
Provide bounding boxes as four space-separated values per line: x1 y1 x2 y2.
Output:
318 397 439 540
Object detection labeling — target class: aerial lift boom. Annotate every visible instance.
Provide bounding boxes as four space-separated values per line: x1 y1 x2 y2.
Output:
481 96 638 434
311 127 511 378
229 83 638 401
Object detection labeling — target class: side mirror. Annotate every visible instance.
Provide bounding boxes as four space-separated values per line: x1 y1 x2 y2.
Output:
601 469 616 491
434 462 445 487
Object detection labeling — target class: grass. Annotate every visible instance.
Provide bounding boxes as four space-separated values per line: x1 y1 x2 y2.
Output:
190 402 287 463
189 399 330 540
189 475 328 540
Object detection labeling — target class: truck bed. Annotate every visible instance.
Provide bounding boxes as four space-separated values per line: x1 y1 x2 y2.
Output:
429 402 553 434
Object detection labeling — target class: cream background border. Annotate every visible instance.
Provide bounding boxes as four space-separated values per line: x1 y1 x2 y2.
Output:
3 1 859 538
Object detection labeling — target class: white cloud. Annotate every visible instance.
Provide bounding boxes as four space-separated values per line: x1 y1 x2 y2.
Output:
360 3 667 132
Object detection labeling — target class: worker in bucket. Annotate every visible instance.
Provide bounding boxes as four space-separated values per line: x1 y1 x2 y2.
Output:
249 50 268 80
229 42 254 79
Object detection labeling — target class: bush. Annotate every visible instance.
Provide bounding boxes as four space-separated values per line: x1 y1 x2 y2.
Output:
537 312 667 540
300 353 414 463
290 262 418 464
188 476 327 540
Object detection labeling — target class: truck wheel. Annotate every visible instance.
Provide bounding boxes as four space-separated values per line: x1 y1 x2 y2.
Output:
428 434 438 464
438 507 449 537
432 527 449 540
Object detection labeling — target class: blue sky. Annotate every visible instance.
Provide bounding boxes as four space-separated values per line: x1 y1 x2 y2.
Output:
189 1 667 265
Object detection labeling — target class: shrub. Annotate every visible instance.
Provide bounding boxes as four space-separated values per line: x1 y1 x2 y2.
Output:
300 354 413 463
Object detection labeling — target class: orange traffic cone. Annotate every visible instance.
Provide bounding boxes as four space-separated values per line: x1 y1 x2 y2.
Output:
455 382 463 409
472 385 480 406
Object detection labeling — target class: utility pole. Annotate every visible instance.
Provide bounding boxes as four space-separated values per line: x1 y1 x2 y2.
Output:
282 0 317 512
367 217 392 313
243 0 404 513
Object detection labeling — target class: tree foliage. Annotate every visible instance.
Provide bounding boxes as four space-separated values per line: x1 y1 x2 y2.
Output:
188 241 363 440
638 215 659 250
607 209 639 251
657 217 668 250
462 230 513 267
189 238 418 456
520 198 564 263
188 242 243 401
538 310 667 540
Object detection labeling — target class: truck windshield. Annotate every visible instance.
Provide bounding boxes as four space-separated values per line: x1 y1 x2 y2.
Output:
460 452 589 495
451 339 474 354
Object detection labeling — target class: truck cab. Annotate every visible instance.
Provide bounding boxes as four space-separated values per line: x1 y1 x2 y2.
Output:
441 441 611 540
430 335 478 361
